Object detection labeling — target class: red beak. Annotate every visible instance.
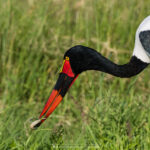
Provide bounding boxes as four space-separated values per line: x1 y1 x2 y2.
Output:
35 57 78 128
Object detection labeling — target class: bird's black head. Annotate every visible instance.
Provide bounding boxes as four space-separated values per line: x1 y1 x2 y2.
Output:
64 45 106 75
64 45 86 75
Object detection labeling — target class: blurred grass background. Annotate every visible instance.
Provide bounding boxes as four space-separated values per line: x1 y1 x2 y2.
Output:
0 0 150 149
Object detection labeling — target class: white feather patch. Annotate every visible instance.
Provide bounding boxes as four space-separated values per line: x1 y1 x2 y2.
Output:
133 16 150 63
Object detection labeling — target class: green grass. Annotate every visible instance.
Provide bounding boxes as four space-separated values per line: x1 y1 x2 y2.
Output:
0 0 150 149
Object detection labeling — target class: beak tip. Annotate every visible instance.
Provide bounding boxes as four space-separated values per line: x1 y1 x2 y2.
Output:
30 119 42 129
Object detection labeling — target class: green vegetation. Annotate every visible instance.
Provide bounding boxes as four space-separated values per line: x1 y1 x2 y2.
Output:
0 0 150 149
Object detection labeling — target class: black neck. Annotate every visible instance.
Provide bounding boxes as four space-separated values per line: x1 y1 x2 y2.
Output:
65 45 149 78
93 55 148 78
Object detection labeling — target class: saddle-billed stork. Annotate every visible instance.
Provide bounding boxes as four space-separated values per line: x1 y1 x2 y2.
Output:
30 16 150 129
